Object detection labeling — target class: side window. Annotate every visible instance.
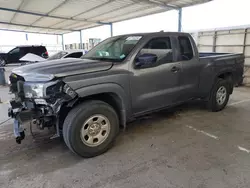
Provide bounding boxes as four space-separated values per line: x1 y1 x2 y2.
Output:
178 36 194 61
9 47 20 55
139 37 173 65
65 52 83 58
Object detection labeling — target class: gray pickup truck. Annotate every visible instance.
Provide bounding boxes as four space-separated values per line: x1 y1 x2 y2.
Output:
8 32 244 157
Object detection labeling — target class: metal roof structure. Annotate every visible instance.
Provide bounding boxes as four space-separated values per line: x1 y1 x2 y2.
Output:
0 0 212 35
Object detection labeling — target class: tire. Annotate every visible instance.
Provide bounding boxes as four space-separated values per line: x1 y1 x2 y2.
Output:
207 78 231 112
0 58 6 67
63 100 119 158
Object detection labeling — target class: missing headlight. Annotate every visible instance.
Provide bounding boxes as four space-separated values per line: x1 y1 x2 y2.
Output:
46 82 63 96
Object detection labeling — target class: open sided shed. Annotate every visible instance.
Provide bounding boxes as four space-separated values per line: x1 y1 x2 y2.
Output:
0 0 211 48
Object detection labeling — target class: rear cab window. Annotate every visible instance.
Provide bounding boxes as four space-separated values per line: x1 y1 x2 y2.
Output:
178 36 194 61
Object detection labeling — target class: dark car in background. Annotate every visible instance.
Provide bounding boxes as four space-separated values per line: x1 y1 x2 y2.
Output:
0 45 48 66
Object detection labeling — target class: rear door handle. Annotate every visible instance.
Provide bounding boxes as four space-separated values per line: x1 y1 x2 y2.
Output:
171 66 180 73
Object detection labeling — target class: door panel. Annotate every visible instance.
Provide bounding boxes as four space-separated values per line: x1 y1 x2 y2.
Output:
130 36 181 114
177 36 202 101
179 60 201 100
131 62 181 114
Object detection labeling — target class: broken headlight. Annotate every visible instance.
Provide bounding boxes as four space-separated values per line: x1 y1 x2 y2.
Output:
23 81 61 98
23 82 45 98
23 81 76 99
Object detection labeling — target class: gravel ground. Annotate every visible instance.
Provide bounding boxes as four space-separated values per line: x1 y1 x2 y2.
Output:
1 87 250 188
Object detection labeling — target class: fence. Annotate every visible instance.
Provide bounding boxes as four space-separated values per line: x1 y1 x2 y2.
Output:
191 27 250 66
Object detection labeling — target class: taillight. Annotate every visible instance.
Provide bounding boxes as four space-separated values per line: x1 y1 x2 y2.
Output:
45 51 48 55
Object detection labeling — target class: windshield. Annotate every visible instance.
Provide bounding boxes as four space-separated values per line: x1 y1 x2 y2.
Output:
48 51 68 60
82 35 142 62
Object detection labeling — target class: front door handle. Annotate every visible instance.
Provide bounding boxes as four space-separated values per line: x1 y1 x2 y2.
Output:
171 66 180 73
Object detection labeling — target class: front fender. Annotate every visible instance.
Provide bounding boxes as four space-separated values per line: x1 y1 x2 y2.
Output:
75 83 131 124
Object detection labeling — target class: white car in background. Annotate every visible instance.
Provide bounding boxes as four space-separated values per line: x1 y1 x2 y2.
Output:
47 49 87 60
20 49 87 65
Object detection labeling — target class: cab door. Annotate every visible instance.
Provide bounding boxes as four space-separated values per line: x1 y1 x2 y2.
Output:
130 36 182 114
176 36 203 101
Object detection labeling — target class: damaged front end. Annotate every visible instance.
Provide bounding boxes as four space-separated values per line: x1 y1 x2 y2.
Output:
8 73 77 144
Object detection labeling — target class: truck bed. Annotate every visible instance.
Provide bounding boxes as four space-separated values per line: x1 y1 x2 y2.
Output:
199 52 245 86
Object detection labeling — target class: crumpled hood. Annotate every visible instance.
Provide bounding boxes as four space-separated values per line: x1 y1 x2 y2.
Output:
12 58 113 82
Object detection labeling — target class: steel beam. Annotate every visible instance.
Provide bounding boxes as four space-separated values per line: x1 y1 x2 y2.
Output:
0 28 59 35
30 0 70 26
72 0 115 19
10 0 25 23
178 8 182 32
132 0 178 9
0 7 109 25
148 0 179 9
0 21 77 32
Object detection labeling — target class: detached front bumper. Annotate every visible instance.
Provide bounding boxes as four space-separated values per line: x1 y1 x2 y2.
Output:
8 98 62 144
8 99 40 120
8 99 40 144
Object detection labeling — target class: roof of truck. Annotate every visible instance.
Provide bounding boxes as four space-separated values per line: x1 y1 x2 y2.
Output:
115 31 190 37
16 45 46 48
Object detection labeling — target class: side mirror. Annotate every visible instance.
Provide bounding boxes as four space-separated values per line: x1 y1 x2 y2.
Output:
135 53 157 68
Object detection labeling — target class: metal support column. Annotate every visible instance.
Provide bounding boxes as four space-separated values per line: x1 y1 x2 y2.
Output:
62 34 64 50
110 23 113 37
243 28 247 54
212 31 217 52
178 8 182 32
79 30 83 49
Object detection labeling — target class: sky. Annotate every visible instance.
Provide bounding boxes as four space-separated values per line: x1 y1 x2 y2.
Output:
0 0 250 52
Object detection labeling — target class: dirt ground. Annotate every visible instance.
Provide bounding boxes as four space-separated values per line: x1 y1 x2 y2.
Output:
1 87 250 188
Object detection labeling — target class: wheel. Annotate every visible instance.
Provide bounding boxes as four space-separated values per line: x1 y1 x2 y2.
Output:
63 100 119 158
207 79 231 112
0 58 6 67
